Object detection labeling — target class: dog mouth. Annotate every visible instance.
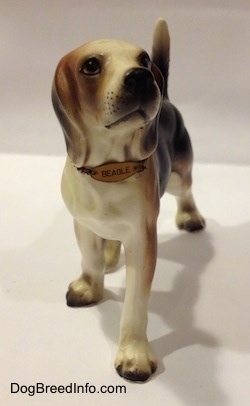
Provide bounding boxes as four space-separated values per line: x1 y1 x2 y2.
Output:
105 109 149 129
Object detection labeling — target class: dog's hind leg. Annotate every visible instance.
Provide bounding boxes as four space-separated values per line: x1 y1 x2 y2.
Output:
167 168 206 232
66 220 105 306
104 240 121 271
176 186 206 232
165 108 206 232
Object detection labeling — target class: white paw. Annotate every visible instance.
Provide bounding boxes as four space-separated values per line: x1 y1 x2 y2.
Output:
115 340 157 382
66 274 103 306
176 209 206 232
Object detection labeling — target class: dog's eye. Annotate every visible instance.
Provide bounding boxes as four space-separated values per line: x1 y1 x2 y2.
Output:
139 52 151 68
80 57 101 75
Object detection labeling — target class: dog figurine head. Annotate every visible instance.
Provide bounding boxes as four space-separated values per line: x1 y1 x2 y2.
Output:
52 20 168 167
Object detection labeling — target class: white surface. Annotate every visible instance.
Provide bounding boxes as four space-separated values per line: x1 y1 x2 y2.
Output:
1 155 250 405
1 1 250 405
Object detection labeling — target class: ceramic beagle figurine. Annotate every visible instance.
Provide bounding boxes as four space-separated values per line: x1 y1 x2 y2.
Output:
52 18 205 382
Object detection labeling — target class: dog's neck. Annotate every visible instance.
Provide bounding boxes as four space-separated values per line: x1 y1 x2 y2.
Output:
72 124 153 168
70 124 153 182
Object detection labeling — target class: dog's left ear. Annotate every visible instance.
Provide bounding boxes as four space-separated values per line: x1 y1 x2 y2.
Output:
151 63 164 95
141 62 164 157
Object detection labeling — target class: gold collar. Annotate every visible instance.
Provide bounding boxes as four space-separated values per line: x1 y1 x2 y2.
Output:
76 159 148 182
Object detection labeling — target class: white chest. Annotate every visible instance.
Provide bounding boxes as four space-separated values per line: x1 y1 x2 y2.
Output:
61 159 143 240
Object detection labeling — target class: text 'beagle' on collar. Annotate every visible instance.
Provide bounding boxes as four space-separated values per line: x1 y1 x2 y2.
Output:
76 159 148 182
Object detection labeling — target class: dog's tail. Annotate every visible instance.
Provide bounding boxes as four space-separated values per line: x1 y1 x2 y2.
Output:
151 18 170 99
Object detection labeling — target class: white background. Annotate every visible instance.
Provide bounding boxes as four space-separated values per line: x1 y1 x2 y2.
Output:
1 1 250 405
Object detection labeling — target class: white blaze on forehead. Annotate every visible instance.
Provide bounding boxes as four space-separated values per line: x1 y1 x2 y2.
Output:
75 39 144 67
83 38 143 53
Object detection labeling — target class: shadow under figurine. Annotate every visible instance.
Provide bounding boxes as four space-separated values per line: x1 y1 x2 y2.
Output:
52 18 205 382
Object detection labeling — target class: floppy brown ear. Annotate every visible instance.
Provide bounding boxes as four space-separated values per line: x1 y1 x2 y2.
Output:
52 59 88 165
140 63 163 157
151 62 164 96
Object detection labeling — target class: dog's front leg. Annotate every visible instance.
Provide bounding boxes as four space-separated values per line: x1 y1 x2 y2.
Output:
115 224 158 382
66 220 105 306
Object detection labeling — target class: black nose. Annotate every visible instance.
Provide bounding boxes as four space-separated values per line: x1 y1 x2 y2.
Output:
124 68 154 94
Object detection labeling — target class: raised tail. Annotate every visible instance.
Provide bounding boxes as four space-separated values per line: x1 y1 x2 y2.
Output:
151 18 170 99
